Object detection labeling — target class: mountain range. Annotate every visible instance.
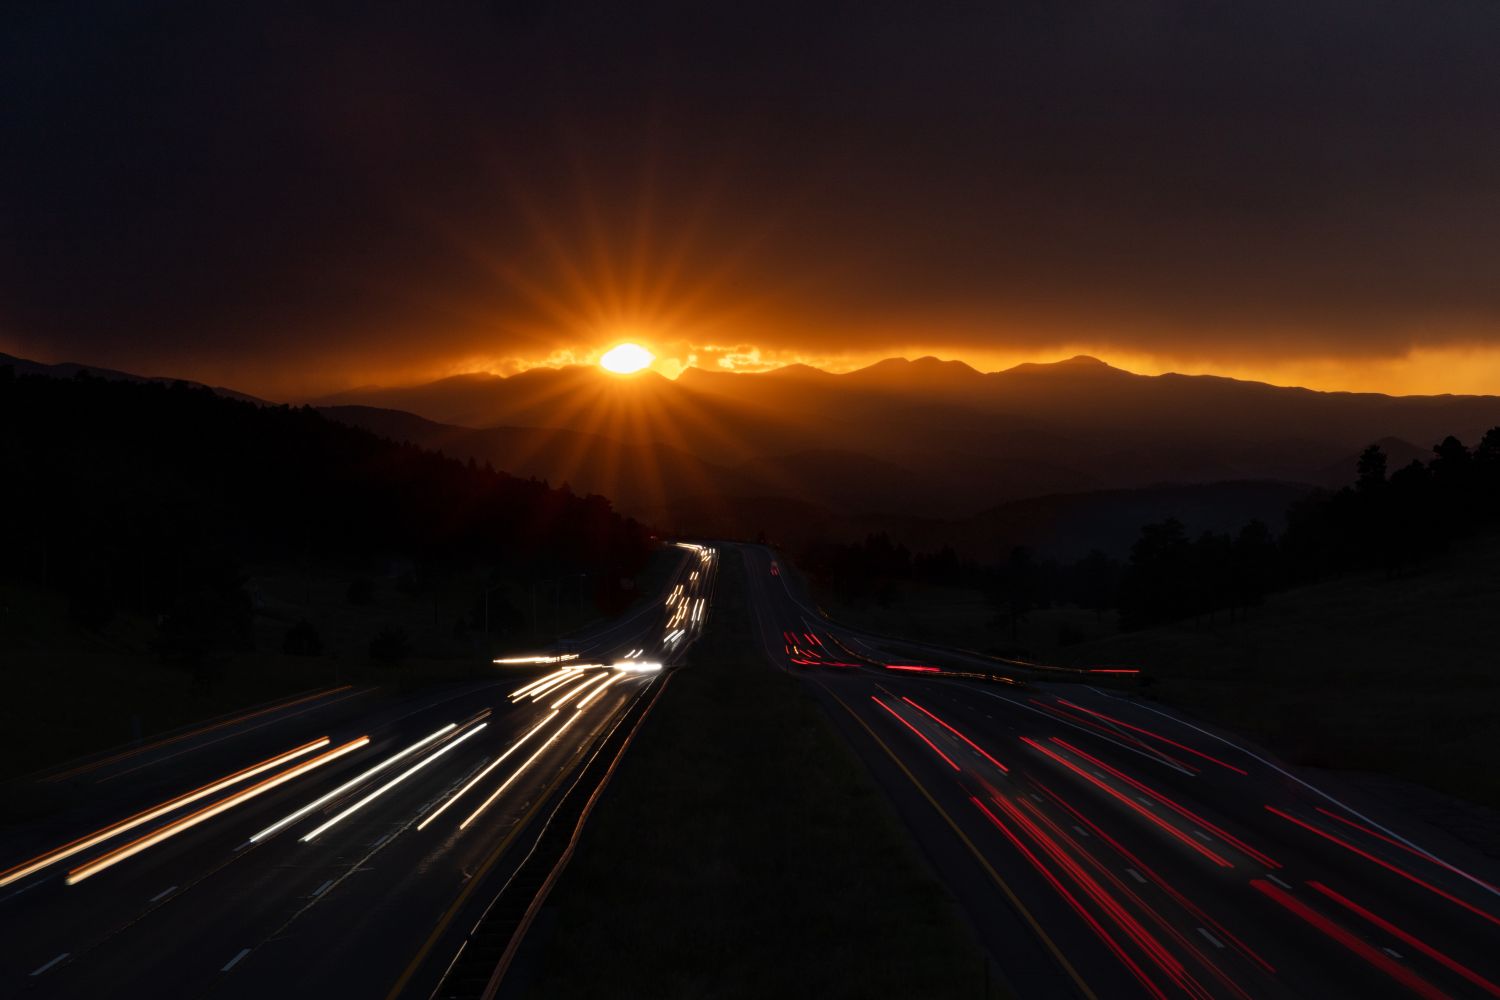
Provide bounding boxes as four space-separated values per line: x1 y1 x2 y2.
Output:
311 356 1500 546
9 349 1499 558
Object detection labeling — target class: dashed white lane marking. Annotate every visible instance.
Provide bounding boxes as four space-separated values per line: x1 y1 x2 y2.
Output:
1265 874 1292 890
30 953 69 977
1383 947 1404 960
312 879 334 897
1 881 44 905
149 885 177 902
1125 868 1147 884
1138 796 1153 805
1072 825 1091 837
1197 928 1225 949
222 948 251 972
1193 830 1213 841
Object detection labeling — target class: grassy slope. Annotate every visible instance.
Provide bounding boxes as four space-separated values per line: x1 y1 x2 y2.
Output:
814 581 1118 659
798 538 1500 811
0 548 679 783
523 550 993 999
1060 534 1500 809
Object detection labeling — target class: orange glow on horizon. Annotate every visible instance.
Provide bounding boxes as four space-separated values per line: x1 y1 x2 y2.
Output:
413 342 1500 398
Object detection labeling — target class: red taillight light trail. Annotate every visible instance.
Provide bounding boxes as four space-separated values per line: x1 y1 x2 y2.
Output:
973 796 1171 1000
885 664 940 673
870 696 960 771
1011 795 1235 1000
1051 739 1279 869
1250 878 1447 1000
899 697 1007 773
1054 699 1248 776
1031 777 1274 975
1030 699 1196 773
1306 881 1500 997
1314 806 1500 896
1021 737 1233 868
1266 805 1500 930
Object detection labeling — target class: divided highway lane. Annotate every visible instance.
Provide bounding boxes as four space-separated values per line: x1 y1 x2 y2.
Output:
0 543 718 999
743 544 1500 1000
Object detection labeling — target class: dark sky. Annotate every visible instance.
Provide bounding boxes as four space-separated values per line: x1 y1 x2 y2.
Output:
5 1 1500 395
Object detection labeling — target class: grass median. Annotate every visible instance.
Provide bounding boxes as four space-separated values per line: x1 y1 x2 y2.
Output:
522 548 992 999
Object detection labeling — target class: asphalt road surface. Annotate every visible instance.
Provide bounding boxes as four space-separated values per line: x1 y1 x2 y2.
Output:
740 543 1500 1000
7 539 1500 999
0 543 718 1000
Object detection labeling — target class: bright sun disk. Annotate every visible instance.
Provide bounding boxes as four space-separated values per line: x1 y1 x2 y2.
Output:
599 343 654 374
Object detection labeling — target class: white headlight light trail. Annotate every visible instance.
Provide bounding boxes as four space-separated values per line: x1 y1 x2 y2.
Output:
416 711 560 831
66 737 368 885
576 673 625 709
507 668 575 700
248 724 457 843
613 660 662 673
0 737 330 888
536 672 598 704
458 712 587 830
492 653 579 665
551 671 614 709
299 723 487 843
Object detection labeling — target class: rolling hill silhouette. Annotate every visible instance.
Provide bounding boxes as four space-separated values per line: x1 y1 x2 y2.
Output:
312 355 1500 554
9 350 1497 556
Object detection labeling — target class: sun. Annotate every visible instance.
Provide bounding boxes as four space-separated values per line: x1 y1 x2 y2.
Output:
599 342 655 374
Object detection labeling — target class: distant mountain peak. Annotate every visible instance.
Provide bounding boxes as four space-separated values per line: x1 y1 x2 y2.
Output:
998 355 1130 377
851 355 982 378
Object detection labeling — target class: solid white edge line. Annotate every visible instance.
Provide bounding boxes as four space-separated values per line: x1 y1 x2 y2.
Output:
149 885 177 902
221 948 251 972
1091 688 1500 902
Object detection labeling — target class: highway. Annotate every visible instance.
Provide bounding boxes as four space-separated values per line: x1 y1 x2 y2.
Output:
741 543 1500 999
0 543 718 1000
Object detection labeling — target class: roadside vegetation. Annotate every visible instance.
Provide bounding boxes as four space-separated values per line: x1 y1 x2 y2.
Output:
523 549 995 999
802 430 1500 641
795 432 1500 814
1060 531 1500 812
799 528 1500 813
0 366 661 781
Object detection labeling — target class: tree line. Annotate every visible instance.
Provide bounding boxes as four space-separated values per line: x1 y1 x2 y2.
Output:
1 366 655 671
799 428 1500 636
